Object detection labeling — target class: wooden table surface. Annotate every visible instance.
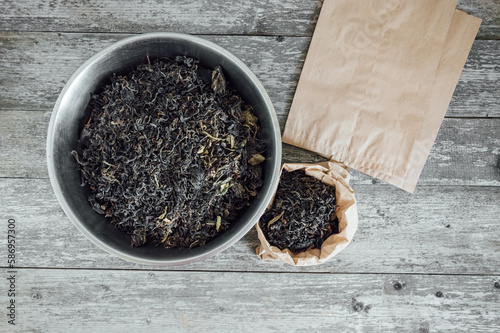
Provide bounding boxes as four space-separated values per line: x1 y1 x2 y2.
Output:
1 1 499 332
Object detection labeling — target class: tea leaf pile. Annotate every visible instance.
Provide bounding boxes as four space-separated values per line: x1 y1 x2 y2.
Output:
72 56 266 248
259 170 339 253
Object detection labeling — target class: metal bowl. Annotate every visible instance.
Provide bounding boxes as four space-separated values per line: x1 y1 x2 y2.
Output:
47 33 281 266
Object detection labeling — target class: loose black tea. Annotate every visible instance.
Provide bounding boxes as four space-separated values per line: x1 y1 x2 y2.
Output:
259 170 339 253
72 56 266 248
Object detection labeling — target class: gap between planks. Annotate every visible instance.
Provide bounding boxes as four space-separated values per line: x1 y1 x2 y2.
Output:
2 266 500 278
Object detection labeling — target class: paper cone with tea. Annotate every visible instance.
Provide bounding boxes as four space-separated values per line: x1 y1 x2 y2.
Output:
256 162 358 266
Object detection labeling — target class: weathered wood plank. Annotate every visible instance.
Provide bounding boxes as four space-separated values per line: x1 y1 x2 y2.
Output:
2 110 499 187
0 32 499 117
449 39 500 117
0 33 304 116
0 2 497 331
0 111 51 179
1 179 499 274
0 0 322 36
0 268 498 332
1 0 497 38
456 0 500 39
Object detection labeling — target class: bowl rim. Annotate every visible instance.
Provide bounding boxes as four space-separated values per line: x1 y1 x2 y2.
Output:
46 32 282 266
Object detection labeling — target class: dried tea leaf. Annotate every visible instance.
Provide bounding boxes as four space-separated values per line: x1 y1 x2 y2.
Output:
158 206 168 220
211 66 226 95
202 130 222 141
248 154 266 165
216 216 222 232
218 180 233 196
242 110 258 128
267 210 285 227
227 134 235 149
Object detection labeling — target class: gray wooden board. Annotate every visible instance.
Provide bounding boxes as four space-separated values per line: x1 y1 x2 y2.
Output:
0 111 52 179
1 0 498 38
1 110 499 186
0 0 498 331
0 268 499 332
1 179 499 275
0 32 499 117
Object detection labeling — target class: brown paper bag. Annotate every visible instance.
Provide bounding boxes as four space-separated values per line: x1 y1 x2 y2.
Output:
282 0 481 192
348 9 482 190
256 161 358 266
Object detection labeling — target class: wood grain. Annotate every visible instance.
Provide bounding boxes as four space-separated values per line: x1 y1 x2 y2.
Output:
1 0 498 38
0 111 51 179
0 268 498 332
1 179 499 274
0 33 305 116
0 0 322 36
2 110 499 186
0 1 498 331
0 32 499 117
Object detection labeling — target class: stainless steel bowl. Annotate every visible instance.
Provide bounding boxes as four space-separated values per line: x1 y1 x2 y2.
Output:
47 33 281 266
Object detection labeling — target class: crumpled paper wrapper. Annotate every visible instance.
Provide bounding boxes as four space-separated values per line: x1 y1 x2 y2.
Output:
282 0 481 192
256 161 358 266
